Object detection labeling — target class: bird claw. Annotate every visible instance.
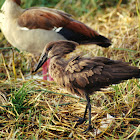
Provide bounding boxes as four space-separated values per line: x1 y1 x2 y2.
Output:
75 117 86 126
83 125 93 133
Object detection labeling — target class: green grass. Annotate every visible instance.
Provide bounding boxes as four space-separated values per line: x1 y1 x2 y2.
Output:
11 81 32 116
21 0 128 17
0 0 4 8
0 0 126 17
0 79 139 139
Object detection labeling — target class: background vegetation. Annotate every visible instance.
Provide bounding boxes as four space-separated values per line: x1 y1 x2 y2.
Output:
0 0 140 139
0 0 129 17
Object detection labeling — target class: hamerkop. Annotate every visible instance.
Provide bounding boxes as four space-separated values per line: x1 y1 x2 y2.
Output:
0 0 111 80
34 40 140 132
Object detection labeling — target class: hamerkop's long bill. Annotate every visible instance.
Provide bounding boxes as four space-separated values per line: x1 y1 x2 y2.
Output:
34 40 140 132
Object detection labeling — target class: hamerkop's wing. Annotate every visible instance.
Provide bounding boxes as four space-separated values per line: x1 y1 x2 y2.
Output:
65 56 140 92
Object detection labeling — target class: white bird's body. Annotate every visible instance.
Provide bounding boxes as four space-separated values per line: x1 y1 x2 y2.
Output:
0 0 66 53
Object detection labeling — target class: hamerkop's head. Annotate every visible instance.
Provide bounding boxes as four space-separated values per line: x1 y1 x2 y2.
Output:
34 40 78 72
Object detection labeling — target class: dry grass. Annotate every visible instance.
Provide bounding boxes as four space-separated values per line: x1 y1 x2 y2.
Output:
0 0 140 139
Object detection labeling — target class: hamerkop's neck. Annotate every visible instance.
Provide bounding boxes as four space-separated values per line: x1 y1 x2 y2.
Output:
49 56 66 84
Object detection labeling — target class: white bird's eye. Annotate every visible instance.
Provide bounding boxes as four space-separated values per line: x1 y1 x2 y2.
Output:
0 9 4 14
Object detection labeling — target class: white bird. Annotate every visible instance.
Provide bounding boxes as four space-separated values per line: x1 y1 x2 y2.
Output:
0 0 111 80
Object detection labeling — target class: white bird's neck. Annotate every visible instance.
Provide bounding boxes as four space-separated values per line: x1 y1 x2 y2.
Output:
1 0 23 19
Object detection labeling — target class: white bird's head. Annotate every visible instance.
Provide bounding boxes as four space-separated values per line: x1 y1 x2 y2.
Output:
1 0 22 18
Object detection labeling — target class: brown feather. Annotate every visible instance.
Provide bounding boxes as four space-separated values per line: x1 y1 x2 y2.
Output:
17 7 111 47
65 20 99 38
18 8 99 38
18 7 98 38
18 8 101 38
18 8 69 30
